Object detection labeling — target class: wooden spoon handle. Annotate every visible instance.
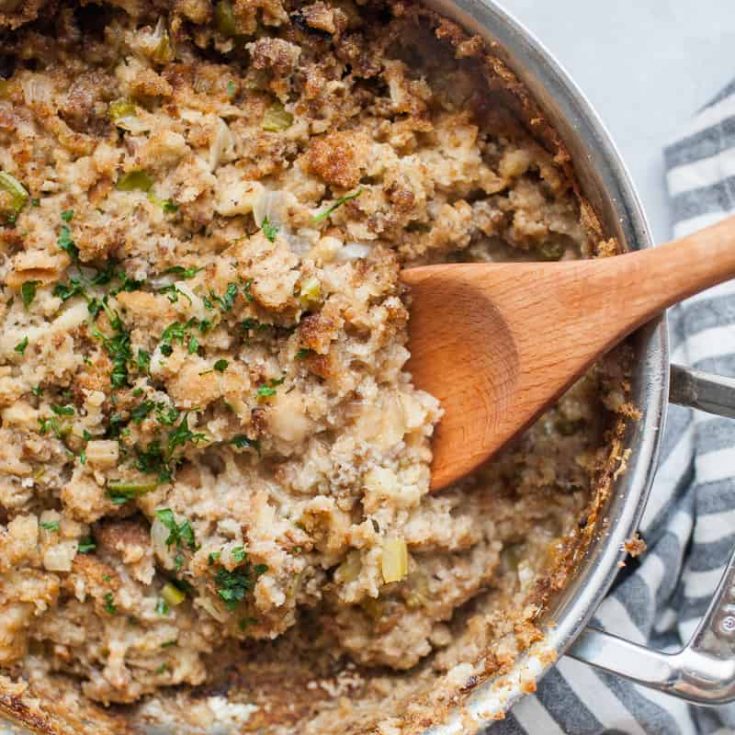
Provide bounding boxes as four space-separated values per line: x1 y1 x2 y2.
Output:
600 214 735 328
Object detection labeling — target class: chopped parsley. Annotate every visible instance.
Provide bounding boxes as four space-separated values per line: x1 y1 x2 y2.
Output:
60 209 74 223
214 560 267 610
38 416 64 439
163 265 200 280
210 282 238 312
93 310 131 389
213 359 228 372
40 520 60 532
103 592 117 615
107 480 158 505
295 348 313 360
242 278 254 302
31 385 43 397
133 441 171 482
187 336 199 354
231 546 247 563
51 404 75 416
21 280 39 308
167 413 206 457
131 400 156 423
158 284 192 304
57 222 79 263
312 188 363 224
14 336 28 355
155 598 170 616
155 508 196 550
231 435 260 453
78 537 96 554
208 551 221 565
52 277 86 302
261 217 278 243
256 376 285 399
136 349 151 373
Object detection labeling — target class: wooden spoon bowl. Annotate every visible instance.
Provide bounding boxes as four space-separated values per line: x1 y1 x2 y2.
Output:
402 215 735 491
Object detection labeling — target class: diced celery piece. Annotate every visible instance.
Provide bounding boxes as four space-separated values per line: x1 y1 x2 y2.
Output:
0 171 29 218
262 103 293 132
116 171 154 192
161 582 186 606
381 537 408 584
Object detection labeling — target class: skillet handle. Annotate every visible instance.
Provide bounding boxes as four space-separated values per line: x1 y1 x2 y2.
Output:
568 364 735 704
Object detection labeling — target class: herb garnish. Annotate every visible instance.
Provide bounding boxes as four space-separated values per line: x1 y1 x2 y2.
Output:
21 281 39 308
163 265 201 280
14 336 28 355
312 188 363 224
51 404 75 416
78 537 96 554
231 435 260 453
155 508 196 550
256 376 285 399
40 520 60 532
210 282 238 312
214 559 267 610
261 217 278 242
214 359 228 372
103 592 117 615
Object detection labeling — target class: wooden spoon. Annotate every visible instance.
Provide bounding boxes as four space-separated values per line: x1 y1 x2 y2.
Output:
402 215 735 491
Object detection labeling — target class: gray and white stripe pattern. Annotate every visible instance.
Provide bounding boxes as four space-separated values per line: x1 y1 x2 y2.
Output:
489 81 735 734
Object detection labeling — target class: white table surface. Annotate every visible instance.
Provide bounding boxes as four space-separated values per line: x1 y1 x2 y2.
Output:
497 0 735 244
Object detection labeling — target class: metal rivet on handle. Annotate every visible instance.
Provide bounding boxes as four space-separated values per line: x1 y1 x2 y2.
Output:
716 613 735 639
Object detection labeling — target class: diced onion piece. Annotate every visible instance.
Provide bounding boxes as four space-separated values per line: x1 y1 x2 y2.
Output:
381 537 408 584
0 171 29 218
335 242 372 262
151 18 174 64
43 541 77 572
161 582 186 606
116 171 154 192
262 103 293 132
336 550 362 584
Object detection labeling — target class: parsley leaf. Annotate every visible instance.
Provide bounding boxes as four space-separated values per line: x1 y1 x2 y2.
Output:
231 435 260 453
214 561 267 610
163 266 201 280
103 592 117 615
155 508 196 550
167 413 206 457
261 217 278 242
136 349 151 373
210 282 238 312
57 223 79 262
78 537 96 554
213 359 228 372
60 209 74 222
312 188 363 224
51 404 74 416
40 520 60 532
14 336 28 355
21 280 39 308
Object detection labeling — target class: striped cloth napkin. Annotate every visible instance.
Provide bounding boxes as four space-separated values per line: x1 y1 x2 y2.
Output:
493 81 735 734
